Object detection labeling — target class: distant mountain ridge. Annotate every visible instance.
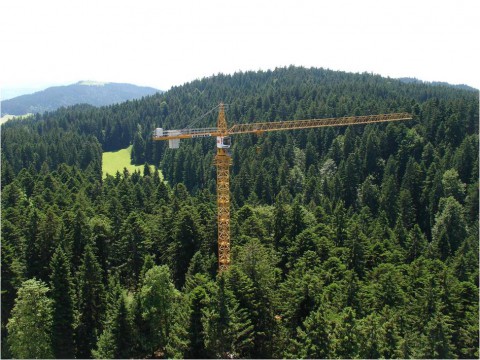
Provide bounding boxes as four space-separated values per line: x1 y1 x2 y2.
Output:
1 81 161 116
397 77 477 92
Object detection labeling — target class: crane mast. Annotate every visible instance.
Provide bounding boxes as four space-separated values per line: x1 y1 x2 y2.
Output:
214 105 232 271
153 103 412 272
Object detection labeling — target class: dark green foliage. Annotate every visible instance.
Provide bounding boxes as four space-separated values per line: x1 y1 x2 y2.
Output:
168 205 204 287
50 247 75 358
203 275 255 358
432 196 468 260
419 311 454 358
114 212 152 288
290 304 331 359
93 289 133 359
76 243 106 358
333 307 359 358
131 130 146 164
1 67 478 359
186 286 210 358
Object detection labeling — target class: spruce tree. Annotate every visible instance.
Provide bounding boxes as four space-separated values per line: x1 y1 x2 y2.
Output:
405 224 427 263
292 304 331 359
93 294 133 359
333 307 359 358
432 196 468 260
76 242 106 358
345 222 367 278
186 286 209 358
203 275 254 358
50 246 75 358
419 311 454 359
169 206 202 287
357 313 381 359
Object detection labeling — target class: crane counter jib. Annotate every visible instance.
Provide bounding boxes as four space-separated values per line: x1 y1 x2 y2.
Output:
152 103 412 271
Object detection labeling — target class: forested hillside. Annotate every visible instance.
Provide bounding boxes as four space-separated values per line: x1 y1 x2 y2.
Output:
1 81 160 116
1 66 478 359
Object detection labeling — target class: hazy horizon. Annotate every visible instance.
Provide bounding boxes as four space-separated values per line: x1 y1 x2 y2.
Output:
2 67 477 102
1 0 478 98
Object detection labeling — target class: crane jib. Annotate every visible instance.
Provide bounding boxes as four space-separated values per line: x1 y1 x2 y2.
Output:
151 104 412 272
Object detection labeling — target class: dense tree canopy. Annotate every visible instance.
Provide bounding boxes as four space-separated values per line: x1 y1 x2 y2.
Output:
1 66 478 358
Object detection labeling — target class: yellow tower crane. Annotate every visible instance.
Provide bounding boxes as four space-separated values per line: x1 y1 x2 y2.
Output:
153 104 412 272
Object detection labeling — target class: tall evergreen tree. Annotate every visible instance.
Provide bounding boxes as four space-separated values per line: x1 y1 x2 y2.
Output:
50 246 75 359
333 307 359 358
419 311 454 359
432 196 468 260
236 238 277 357
93 293 133 359
76 242 106 358
203 275 254 358
168 205 203 287
186 286 210 358
291 304 331 359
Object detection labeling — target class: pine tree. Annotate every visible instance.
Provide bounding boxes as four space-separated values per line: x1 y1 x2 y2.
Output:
50 246 75 358
236 239 277 357
332 201 348 246
419 311 454 359
25 208 43 279
380 312 402 358
273 191 290 269
93 293 133 359
358 313 381 359
380 175 399 226
166 292 190 359
432 196 468 260
116 212 152 288
203 275 254 358
0 222 25 340
342 153 361 208
288 200 307 240
186 286 209 358
442 168 466 202
76 242 106 358
131 131 146 165
345 222 367 278
69 206 91 270
292 304 331 359
36 207 61 281
332 307 359 358
453 135 477 183
398 188 415 230
405 224 427 263
168 206 202 287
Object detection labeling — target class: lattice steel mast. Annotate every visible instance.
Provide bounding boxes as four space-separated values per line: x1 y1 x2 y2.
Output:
152 104 412 271
213 104 232 271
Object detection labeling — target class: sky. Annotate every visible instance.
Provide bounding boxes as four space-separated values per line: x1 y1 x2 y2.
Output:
1 0 479 99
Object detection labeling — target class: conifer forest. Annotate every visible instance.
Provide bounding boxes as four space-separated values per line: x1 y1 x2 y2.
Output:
1 67 479 358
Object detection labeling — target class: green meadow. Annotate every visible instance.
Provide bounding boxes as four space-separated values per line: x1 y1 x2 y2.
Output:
102 145 158 178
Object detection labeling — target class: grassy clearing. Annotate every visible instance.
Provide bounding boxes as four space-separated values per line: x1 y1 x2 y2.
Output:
0 113 33 125
102 145 159 178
